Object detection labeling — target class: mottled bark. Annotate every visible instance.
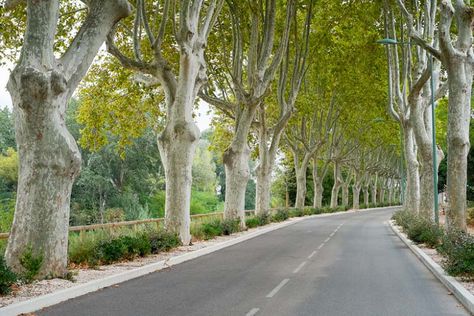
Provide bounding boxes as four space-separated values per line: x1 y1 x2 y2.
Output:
5 0 131 277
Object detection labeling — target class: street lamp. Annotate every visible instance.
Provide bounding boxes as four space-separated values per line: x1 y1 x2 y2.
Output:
377 37 439 224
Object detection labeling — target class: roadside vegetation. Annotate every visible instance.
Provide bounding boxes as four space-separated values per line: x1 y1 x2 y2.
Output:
393 210 474 279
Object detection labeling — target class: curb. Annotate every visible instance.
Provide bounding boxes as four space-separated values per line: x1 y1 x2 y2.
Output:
389 221 474 315
1 206 397 316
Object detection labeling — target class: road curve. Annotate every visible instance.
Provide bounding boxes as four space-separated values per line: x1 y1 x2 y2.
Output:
39 207 468 316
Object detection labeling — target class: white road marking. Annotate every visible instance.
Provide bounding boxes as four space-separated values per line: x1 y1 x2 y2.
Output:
266 278 290 298
308 250 318 259
324 237 331 243
318 244 324 249
330 232 335 237
293 261 307 273
246 308 260 316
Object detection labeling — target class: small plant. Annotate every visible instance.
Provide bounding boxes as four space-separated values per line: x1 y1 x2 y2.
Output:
220 218 240 235
290 208 304 217
438 229 474 278
200 219 224 239
19 246 43 282
245 217 260 228
256 213 271 226
147 230 181 253
272 209 289 222
0 255 17 295
96 238 129 264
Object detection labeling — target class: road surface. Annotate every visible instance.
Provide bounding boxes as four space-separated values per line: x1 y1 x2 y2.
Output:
39 207 468 316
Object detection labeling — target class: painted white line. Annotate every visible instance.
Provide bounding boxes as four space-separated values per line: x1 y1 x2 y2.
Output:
308 250 317 259
293 261 307 273
246 308 260 316
330 232 335 237
266 279 290 298
324 237 331 243
318 244 324 250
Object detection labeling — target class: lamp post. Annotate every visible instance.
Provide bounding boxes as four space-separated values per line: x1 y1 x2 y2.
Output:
377 38 439 223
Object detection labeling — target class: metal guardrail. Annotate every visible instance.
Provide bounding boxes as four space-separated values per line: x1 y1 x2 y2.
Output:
0 210 261 240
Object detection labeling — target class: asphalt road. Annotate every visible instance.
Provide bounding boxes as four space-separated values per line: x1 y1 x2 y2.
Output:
39 207 469 316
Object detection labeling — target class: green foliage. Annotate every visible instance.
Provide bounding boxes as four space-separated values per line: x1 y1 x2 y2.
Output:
147 230 181 253
0 148 18 185
245 217 260 228
199 220 224 240
256 213 271 226
272 209 290 222
0 255 17 295
405 218 443 248
220 219 240 235
438 230 474 278
68 228 180 266
289 208 304 217
19 247 43 282
0 197 15 233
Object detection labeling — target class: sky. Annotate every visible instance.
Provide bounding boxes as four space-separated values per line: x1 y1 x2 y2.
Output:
0 64 213 131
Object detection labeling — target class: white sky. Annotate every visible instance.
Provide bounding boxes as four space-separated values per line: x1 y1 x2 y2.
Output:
0 64 213 130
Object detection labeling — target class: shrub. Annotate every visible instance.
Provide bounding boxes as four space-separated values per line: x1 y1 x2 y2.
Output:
245 217 259 228
256 213 271 226
438 229 474 278
0 255 17 295
19 246 43 282
96 238 129 264
303 208 314 216
69 230 108 266
147 230 181 253
272 209 289 222
392 209 416 231
406 218 443 248
200 220 223 239
289 208 304 217
120 235 151 258
220 219 240 235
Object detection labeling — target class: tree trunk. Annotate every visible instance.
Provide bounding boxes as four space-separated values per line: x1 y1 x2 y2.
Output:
371 175 378 205
312 160 325 208
330 162 342 208
5 93 81 278
403 125 420 213
256 163 272 215
445 61 472 231
352 184 361 210
342 184 349 207
295 168 307 208
158 120 199 245
5 0 130 277
363 185 370 206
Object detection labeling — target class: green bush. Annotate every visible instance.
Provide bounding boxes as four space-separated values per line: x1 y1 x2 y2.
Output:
147 230 181 253
289 208 304 217
0 255 17 295
120 235 152 258
96 238 129 264
392 209 416 231
245 217 260 228
406 218 443 248
19 246 43 282
272 209 289 222
69 230 108 266
303 208 314 216
200 220 224 239
220 219 240 235
256 213 271 226
438 229 474 278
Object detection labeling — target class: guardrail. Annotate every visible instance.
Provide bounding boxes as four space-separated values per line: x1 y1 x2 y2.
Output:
0 210 259 240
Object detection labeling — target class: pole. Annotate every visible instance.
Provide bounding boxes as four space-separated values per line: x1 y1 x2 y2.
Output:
429 56 439 224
